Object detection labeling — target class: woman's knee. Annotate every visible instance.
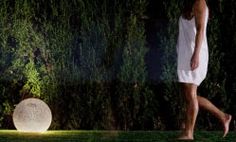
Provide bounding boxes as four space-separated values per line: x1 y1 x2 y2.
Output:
186 92 197 100
184 87 197 101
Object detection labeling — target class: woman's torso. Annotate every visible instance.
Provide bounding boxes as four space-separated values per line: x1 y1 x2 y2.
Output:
176 7 209 70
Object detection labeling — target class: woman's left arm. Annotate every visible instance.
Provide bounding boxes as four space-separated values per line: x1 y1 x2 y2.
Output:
191 0 207 71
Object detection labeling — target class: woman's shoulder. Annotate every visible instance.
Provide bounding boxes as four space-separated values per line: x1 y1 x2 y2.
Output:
193 0 208 17
193 0 207 11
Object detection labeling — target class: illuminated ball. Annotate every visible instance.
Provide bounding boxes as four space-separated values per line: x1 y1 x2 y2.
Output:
13 98 52 132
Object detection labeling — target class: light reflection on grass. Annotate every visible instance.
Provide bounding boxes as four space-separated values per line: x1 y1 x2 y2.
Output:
0 130 235 142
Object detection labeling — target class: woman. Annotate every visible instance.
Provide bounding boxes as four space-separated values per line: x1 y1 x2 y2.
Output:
176 0 232 140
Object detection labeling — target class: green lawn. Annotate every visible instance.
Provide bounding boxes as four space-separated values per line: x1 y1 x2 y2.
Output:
0 130 235 142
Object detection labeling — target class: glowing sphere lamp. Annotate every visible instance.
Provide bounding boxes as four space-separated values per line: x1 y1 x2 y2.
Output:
13 98 52 132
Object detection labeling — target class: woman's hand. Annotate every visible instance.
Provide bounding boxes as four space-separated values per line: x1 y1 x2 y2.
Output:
191 53 199 70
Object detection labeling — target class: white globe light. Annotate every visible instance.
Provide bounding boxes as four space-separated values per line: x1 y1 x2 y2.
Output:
13 98 52 132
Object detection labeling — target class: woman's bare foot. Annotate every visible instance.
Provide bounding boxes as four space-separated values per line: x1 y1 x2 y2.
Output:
177 135 194 141
177 132 194 141
223 114 232 138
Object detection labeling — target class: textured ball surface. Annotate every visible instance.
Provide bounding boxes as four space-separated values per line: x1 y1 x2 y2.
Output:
13 98 52 132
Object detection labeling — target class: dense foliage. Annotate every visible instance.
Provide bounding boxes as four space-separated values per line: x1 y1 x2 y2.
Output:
0 0 235 130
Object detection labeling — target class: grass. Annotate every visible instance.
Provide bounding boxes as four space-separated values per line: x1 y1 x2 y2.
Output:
0 130 235 142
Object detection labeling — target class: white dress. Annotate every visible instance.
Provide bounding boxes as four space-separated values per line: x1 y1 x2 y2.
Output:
176 8 209 86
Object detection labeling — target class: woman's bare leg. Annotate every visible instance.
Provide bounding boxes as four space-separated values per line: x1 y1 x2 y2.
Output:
178 83 198 140
197 96 232 137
